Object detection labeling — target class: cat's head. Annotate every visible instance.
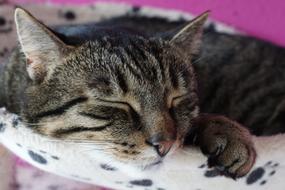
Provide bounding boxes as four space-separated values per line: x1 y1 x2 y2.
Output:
15 8 208 169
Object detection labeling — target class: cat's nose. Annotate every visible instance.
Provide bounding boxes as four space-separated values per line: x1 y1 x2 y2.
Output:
146 134 175 157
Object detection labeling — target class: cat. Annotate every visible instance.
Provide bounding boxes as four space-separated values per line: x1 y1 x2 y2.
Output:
0 8 260 178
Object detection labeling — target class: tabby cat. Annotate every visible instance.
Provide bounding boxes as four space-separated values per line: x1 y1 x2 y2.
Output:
3 8 278 178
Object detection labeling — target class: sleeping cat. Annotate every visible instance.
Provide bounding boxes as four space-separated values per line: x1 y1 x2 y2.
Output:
0 8 262 178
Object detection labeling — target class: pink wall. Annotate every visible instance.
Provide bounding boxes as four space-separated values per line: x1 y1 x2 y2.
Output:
11 0 285 47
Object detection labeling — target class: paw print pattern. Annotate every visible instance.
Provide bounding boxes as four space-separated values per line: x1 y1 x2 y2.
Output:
246 161 279 186
114 179 165 190
131 6 141 13
58 10 77 21
0 121 6 133
0 108 9 133
0 16 13 34
198 163 222 178
100 163 118 171
28 150 48 165
15 143 61 166
0 47 9 57
28 149 60 165
11 115 21 128
0 113 21 131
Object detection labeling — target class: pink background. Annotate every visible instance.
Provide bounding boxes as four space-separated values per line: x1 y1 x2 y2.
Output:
11 0 285 47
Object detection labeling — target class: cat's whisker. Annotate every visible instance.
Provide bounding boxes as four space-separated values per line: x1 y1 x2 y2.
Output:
63 140 112 143
46 139 114 143
192 55 207 64
79 147 116 153
46 141 111 146
141 157 157 170
76 143 110 147
180 149 195 157
44 140 115 148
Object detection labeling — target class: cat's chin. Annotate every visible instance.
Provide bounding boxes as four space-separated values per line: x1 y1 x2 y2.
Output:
85 140 182 176
115 159 164 177
128 141 182 171
122 156 163 171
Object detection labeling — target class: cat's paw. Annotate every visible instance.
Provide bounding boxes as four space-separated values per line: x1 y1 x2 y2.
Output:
193 114 256 179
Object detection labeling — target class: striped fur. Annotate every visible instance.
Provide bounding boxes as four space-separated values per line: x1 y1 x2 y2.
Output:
194 33 285 135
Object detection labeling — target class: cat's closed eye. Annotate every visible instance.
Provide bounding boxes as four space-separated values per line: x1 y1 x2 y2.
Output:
171 94 189 107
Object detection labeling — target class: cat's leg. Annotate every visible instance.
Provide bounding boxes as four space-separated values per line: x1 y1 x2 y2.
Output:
191 114 256 178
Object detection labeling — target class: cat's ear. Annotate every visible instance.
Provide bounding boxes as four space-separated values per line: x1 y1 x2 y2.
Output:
15 8 71 82
169 11 209 58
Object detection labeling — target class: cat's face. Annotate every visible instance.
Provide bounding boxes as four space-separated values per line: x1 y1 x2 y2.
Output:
15 8 207 169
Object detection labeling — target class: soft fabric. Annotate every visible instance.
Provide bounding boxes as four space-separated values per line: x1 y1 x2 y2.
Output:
4 155 100 190
0 2 284 190
0 144 13 190
1 108 285 190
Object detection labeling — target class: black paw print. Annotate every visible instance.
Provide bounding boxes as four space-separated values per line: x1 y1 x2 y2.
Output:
246 161 279 186
198 163 221 178
115 179 165 190
131 6 141 13
0 47 9 58
0 121 6 133
0 16 13 34
16 145 61 166
58 10 77 21
11 115 21 128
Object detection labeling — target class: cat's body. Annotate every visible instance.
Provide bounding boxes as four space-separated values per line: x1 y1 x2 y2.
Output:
1 9 277 178
1 15 284 136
